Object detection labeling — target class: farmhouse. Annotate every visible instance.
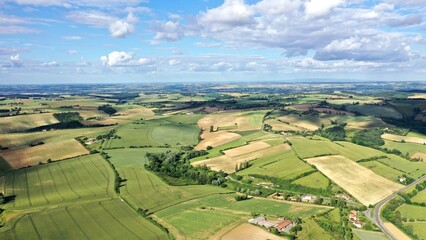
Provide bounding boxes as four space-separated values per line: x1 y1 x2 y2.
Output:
275 219 294 233
301 195 316 203
353 220 363 228
348 210 364 228
399 177 407 183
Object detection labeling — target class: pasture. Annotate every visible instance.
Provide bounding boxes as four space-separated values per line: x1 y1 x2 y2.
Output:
0 113 59 133
397 204 426 221
103 120 200 149
154 194 330 240
377 155 426 179
306 155 402 206
0 200 169 240
411 189 426 203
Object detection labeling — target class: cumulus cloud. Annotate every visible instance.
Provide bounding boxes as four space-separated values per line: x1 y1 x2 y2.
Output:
2 54 23 67
67 10 138 38
304 0 343 19
150 0 423 64
101 51 151 67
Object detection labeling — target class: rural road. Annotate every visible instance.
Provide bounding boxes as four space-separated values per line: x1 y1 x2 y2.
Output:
374 174 426 240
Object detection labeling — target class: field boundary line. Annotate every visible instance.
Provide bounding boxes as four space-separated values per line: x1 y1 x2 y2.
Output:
27 215 42 240
98 201 141 239
56 163 82 198
46 164 66 201
34 167 50 204
64 207 91 240
24 169 32 207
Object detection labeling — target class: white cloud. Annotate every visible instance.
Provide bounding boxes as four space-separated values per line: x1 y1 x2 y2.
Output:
198 0 255 32
41 61 59 67
304 0 343 19
67 11 138 38
67 50 79 54
2 54 23 67
101 51 151 67
168 59 180 66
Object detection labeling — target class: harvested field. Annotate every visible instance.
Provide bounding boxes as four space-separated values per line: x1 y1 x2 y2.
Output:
196 131 242 150
265 119 304 132
408 93 426 99
223 141 270 158
193 144 291 173
0 113 59 133
412 152 426 161
0 139 89 168
306 155 402 206
275 115 322 131
382 133 426 144
220 223 285 240
198 111 265 132
383 222 411 240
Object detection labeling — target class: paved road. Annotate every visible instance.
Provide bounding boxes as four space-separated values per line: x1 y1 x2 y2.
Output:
374 175 426 240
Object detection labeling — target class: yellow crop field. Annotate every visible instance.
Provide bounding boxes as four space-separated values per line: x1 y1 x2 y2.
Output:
306 155 402 206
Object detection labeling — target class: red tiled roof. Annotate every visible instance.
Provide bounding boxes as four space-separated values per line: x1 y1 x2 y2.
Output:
275 220 293 230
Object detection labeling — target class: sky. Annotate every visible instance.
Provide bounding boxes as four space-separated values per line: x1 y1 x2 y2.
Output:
0 0 426 84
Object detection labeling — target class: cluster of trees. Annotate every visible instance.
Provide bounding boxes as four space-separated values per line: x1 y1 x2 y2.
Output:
351 128 384 148
53 112 82 122
319 125 346 141
235 187 261 196
234 194 249 201
145 151 227 186
235 161 251 172
382 197 419 239
185 150 208 160
98 105 117 115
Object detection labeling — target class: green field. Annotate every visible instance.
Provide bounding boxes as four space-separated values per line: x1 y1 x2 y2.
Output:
383 140 426 156
347 105 403 119
352 229 389 240
404 222 426 240
155 194 331 240
397 204 426 221
0 154 113 209
297 218 333 240
0 199 169 240
237 149 314 180
103 119 200 149
0 113 59 133
106 148 229 213
0 154 169 240
359 160 404 182
412 188 426 203
292 172 330 189
377 155 426 179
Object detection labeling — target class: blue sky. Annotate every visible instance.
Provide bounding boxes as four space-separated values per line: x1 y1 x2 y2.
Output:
0 0 425 84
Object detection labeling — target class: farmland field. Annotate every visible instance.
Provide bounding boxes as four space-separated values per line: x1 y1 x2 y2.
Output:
0 113 59 133
412 188 426 203
292 172 330 189
397 204 426 220
359 160 404 182
346 105 403 119
297 218 333 240
404 223 426 240
382 133 426 144
352 229 389 240
0 154 113 208
237 148 314 179
0 200 169 240
306 155 402 205
193 144 293 173
154 194 330 240
219 223 284 240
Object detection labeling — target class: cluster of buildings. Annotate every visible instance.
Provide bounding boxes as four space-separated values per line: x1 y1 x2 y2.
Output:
248 216 294 233
335 193 351 201
348 210 363 228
